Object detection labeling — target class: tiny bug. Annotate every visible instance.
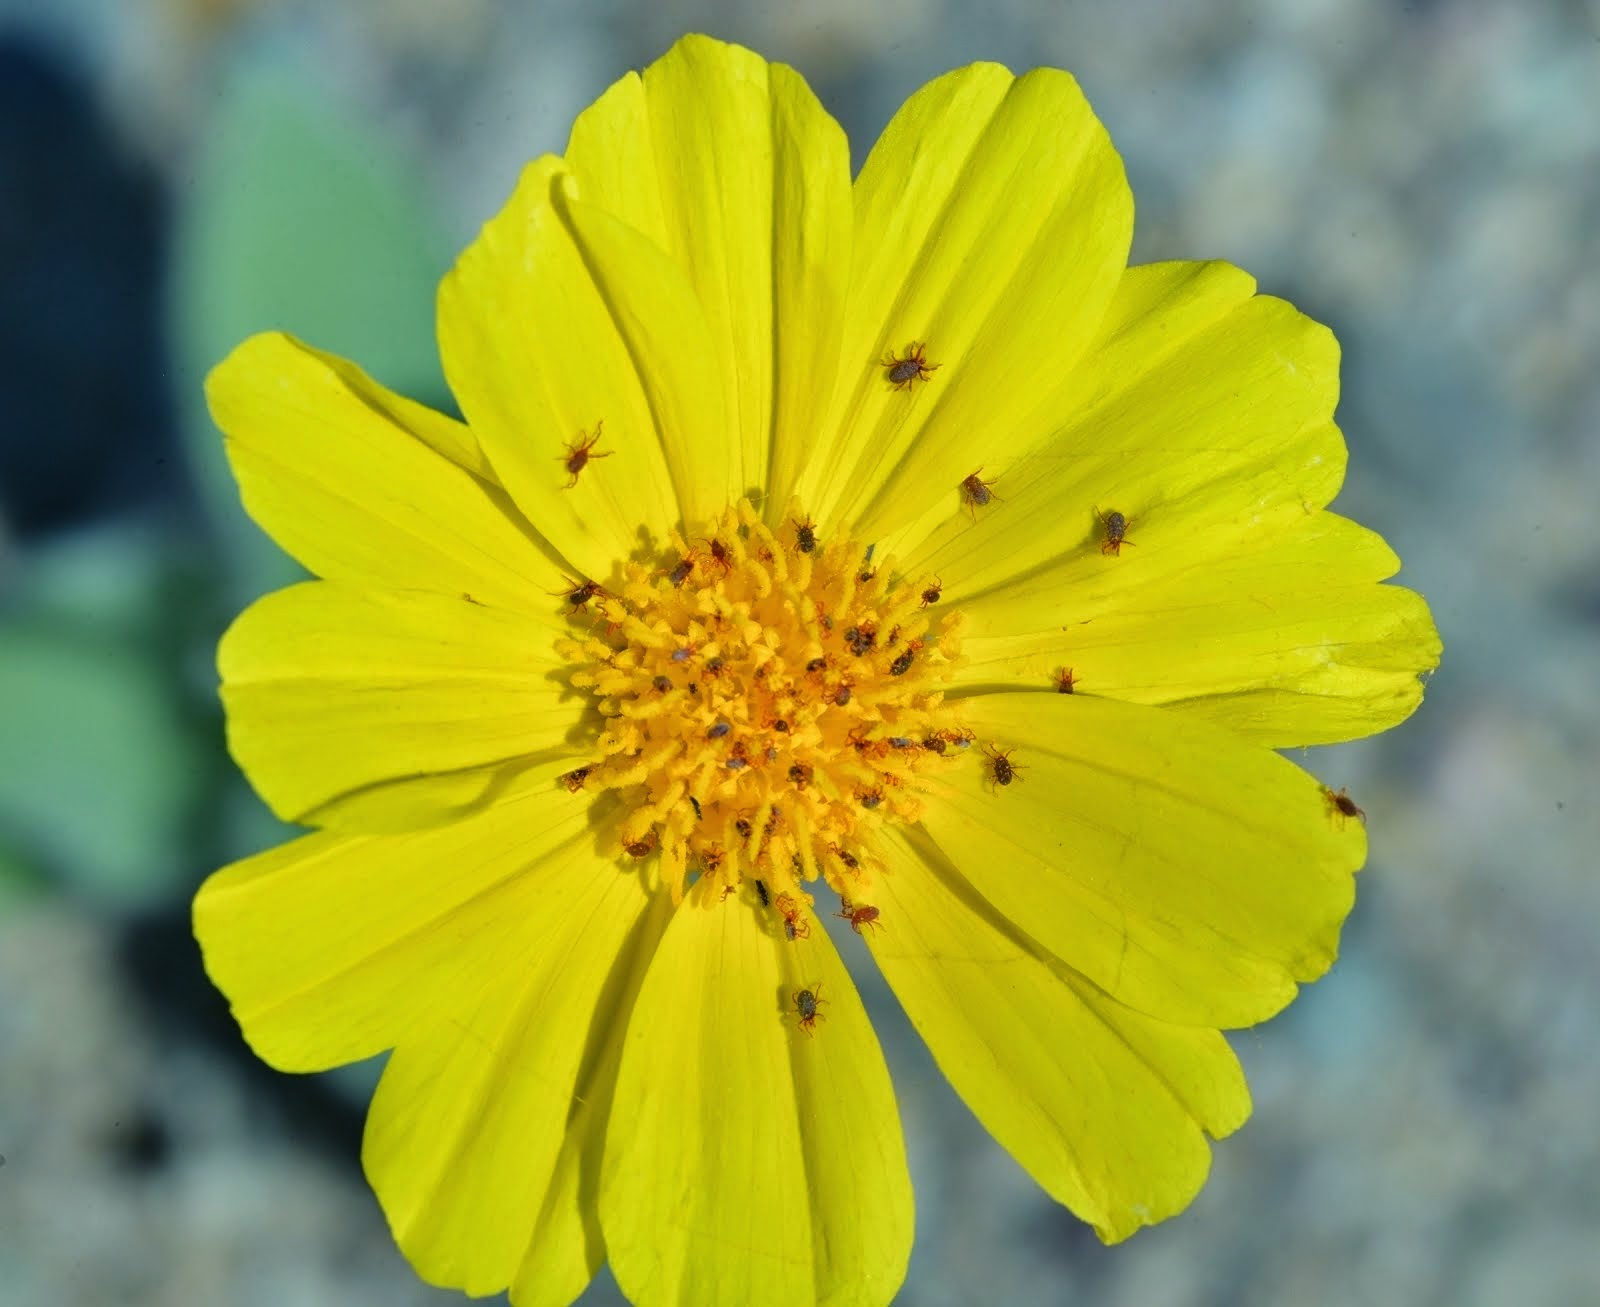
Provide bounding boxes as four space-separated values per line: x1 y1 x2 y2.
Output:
558 422 611 488
624 831 658 858
708 538 733 572
920 578 943 607
774 893 811 942
837 902 882 935
700 845 725 874
1095 506 1133 556
793 517 818 553
788 763 813 787
805 657 827 673
858 788 884 810
754 879 771 908
707 721 731 739
689 796 703 821
559 765 591 793
554 576 602 610
960 469 1000 515
882 341 939 391
981 743 1023 788
830 845 860 872
725 758 748 771
652 674 672 692
1324 786 1366 823
1055 666 1077 694
890 649 915 677
792 984 827 1035
834 686 853 706
734 818 753 842
668 555 695 587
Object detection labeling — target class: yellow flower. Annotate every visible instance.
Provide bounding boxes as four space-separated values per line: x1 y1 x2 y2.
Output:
194 34 1441 1307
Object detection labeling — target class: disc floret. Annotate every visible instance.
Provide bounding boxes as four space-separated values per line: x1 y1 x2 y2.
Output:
559 502 966 906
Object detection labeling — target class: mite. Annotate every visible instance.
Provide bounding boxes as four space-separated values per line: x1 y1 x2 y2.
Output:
960 469 999 515
1325 786 1366 823
559 765 591 793
788 763 814 787
981 743 1023 788
1096 506 1132 556
554 577 602 610
708 538 733 572
775 893 811 941
624 831 658 858
1055 666 1077 694
837 902 882 935
882 341 939 391
920 578 943 607
792 984 827 1035
793 517 818 553
668 555 695 587
558 422 611 488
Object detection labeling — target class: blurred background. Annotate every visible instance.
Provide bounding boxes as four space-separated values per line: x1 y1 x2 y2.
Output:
0 1 1595 1304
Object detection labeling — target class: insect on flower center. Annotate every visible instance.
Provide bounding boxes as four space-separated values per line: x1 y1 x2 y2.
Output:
557 502 970 917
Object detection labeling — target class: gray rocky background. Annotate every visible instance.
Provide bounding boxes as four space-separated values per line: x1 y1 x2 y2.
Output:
0 1 1595 1304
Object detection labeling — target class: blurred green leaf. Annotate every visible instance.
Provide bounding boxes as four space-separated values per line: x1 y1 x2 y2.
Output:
0 619 200 908
171 53 449 601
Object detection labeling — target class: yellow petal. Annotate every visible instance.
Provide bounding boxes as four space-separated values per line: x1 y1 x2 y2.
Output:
219 581 576 830
364 846 666 1300
601 883 912 1307
207 331 566 606
438 157 724 568
565 34 852 519
918 692 1362 1026
897 261 1344 591
192 768 590 1072
955 511 1441 745
872 826 1251 1243
797 63 1132 541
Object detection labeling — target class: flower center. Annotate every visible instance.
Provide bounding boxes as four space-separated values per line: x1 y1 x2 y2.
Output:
558 501 969 933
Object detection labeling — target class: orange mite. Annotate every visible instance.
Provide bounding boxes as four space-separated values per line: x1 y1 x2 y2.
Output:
837 902 882 935
707 538 733 572
1096 506 1133 555
981 743 1023 788
1055 666 1077 694
774 892 811 941
882 341 939 390
960 469 999 515
792 984 827 1035
623 831 658 858
920 578 943 607
1325 786 1366 823
559 765 591 793
558 421 611 488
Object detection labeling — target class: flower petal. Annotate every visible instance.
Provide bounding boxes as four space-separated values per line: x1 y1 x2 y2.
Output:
896 261 1343 590
872 826 1250 1243
565 34 852 520
438 157 726 568
797 63 1132 542
208 332 566 606
918 692 1362 1026
363 846 666 1301
192 770 590 1072
601 883 912 1307
219 581 578 830
954 511 1441 745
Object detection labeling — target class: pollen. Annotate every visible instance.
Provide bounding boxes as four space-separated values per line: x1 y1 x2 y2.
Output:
557 502 967 907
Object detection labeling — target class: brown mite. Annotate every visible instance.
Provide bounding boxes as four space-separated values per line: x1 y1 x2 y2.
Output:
793 517 818 553
1095 506 1133 556
553 576 603 610
920 578 943 607
624 831 658 858
559 765 592 793
1055 666 1077 694
558 422 611 488
882 341 939 391
890 648 916 677
788 763 814 787
960 469 1000 515
793 984 827 1035
774 893 811 941
707 538 733 572
981 743 1023 788
1324 786 1366 823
